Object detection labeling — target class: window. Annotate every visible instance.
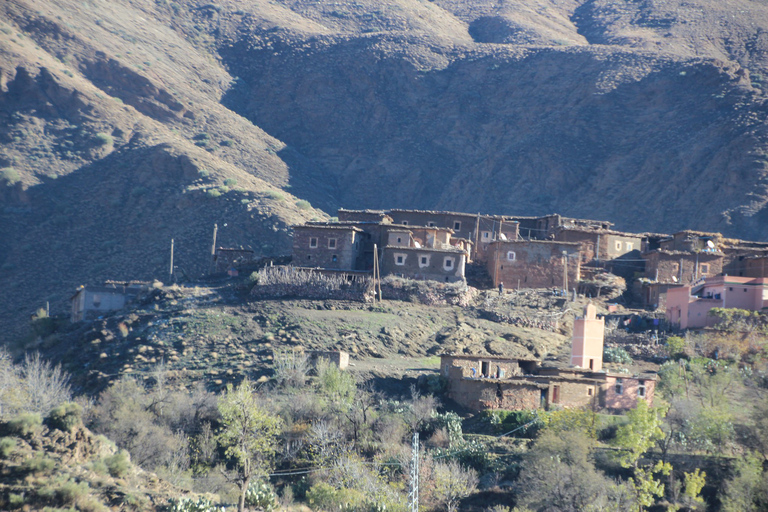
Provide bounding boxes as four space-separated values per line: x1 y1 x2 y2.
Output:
397 237 402 244
444 257 454 270
428 222 436 227
328 238 337 249
672 263 679 272
552 385 560 404
700 264 709 274
332 254 337 262
638 381 646 398
402 220 409 226
482 231 491 241
626 242 634 251
507 251 516 261
419 255 430 268
307 255 311 260
589 358 594 370
615 241 622 250
454 221 461 230
729 287 733 291
395 254 406 266
615 378 623 395
481 361 490 378
309 237 318 248
587 387 593 396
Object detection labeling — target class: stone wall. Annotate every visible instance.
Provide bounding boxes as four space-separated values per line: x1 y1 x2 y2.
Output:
604 376 656 409
381 246 466 283
644 251 724 283
379 276 476 306
293 226 361 270
488 240 581 289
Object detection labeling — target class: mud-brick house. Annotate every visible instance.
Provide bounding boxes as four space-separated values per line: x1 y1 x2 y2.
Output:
486 240 581 289
666 276 768 329
292 224 366 270
337 209 393 224
660 230 724 253
552 226 643 266
71 281 149 322
380 241 468 283
442 305 656 411
642 249 724 284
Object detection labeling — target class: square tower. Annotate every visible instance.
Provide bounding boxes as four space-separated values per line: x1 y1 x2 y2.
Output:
571 303 605 371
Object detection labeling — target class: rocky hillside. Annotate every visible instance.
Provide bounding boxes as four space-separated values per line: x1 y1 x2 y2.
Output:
1 0 768 336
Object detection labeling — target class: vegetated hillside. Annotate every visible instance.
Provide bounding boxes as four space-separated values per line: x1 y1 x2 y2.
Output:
2 0 768 336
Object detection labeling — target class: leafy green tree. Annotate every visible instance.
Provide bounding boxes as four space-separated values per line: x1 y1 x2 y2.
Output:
217 379 283 512
720 451 768 512
665 336 687 359
432 460 478 512
614 399 666 469
613 400 670 511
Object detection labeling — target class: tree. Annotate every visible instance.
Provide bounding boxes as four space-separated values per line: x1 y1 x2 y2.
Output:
432 460 478 512
217 379 283 512
614 399 666 469
720 451 768 512
516 429 635 512
613 400 670 512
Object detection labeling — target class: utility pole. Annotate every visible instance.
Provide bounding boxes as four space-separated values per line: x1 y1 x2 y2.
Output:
373 243 379 304
408 432 419 512
209 224 218 275
169 239 175 281
562 251 569 295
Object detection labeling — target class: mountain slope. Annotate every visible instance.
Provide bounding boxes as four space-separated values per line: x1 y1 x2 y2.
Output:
2 0 768 337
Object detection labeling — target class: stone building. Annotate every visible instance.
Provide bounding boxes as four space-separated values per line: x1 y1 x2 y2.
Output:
381 246 467 283
71 282 149 322
442 305 656 412
552 226 643 265
486 240 581 289
642 250 724 284
292 224 365 270
213 248 255 273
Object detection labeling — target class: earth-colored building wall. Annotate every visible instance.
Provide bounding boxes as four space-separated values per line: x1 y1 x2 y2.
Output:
604 376 655 410
643 251 723 284
381 247 466 283
445 370 542 411
214 248 254 273
488 240 581 289
337 210 393 223
547 379 599 409
293 226 361 270
72 289 128 322
440 355 531 379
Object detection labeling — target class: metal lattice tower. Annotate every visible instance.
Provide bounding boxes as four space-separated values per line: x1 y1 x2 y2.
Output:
408 432 419 512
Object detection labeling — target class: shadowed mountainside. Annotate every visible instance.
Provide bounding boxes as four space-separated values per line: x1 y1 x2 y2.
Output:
1 0 768 336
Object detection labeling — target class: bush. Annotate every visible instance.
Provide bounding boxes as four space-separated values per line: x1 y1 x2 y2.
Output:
94 133 113 146
306 482 366 511
666 336 687 359
21 453 56 474
46 402 83 432
8 493 24 508
484 410 539 437
604 346 632 364
198 169 211 178
169 496 227 512
57 479 90 505
223 178 237 187
206 189 222 199
423 411 463 446
104 450 130 478
0 437 16 458
295 199 311 210
266 190 284 201
7 412 43 436
245 479 278 511
1 167 20 185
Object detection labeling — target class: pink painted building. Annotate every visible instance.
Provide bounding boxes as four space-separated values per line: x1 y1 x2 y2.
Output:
666 276 768 329
571 304 605 371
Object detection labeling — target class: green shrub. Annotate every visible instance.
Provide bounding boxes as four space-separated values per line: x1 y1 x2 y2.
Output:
198 169 211 178
218 185 230 194
244 479 278 511
220 139 234 147
604 346 632 364
306 482 365 511
46 402 82 432
169 496 225 512
666 336 687 359
266 191 284 201
193 133 210 141
223 178 237 187
484 409 539 437
0 437 16 458
8 493 24 508
424 411 463 446
21 453 56 474
104 450 130 478
1 167 21 185
8 412 43 436
57 480 90 505
94 133 113 146
295 199 311 210
206 189 221 199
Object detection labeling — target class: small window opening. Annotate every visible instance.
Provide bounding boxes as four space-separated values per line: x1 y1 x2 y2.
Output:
454 221 461 230
638 381 646 398
507 251 516 261
615 378 623 395
309 237 318 248
328 238 337 249
332 254 337 262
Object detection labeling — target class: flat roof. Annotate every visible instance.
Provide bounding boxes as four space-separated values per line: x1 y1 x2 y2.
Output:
491 239 582 247
389 208 520 222
440 353 540 362
555 226 644 238
387 245 466 254
293 224 364 232
642 249 724 257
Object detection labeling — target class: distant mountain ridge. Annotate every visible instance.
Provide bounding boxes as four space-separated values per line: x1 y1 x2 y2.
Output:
1 0 768 336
